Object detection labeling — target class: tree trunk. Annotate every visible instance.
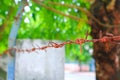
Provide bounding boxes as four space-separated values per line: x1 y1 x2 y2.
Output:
90 0 120 80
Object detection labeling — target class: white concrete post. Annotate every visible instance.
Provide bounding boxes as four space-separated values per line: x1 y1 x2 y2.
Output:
15 39 65 80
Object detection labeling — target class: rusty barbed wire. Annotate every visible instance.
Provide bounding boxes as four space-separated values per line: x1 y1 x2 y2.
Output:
0 32 120 56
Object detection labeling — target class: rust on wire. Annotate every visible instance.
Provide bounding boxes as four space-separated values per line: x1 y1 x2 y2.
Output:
0 32 120 56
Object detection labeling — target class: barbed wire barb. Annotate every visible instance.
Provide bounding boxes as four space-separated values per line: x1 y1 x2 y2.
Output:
1 32 120 56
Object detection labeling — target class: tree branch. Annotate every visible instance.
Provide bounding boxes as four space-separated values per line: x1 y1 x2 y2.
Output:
32 0 82 21
48 2 120 28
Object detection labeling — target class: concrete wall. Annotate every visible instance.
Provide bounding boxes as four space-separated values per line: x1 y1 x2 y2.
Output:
15 40 65 80
0 56 7 80
0 56 7 72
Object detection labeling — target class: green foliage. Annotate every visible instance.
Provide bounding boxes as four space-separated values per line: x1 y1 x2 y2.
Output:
0 0 92 63
0 0 18 53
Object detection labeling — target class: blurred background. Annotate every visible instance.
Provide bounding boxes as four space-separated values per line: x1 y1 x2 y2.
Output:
0 0 96 80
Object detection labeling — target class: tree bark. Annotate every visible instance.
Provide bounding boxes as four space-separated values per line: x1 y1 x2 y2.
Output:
90 0 120 80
